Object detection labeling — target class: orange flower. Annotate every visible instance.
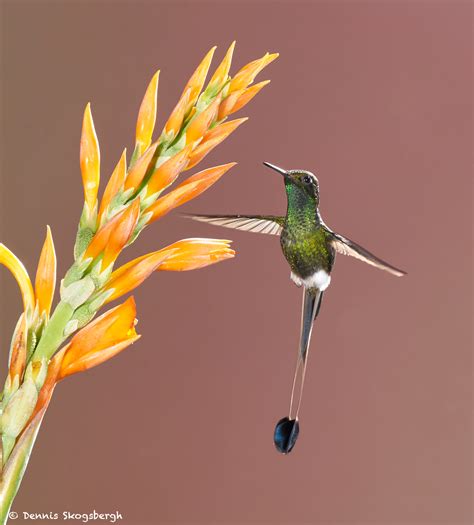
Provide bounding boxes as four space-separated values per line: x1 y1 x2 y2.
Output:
186 118 247 170
0 244 35 314
80 103 101 214
135 71 160 155
98 149 127 221
224 80 270 117
146 163 236 223
185 95 221 145
58 297 139 379
34 226 56 317
102 251 172 304
208 41 235 89
84 199 140 266
181 46 216 111
217 89 243 120
157 238 235 271
146 145 192 196
229 52 278 93
8 314 27 382
123 142 159 192
163 89 190 137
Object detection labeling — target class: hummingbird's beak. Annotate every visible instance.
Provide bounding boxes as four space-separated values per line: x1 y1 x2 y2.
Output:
263 162 287 177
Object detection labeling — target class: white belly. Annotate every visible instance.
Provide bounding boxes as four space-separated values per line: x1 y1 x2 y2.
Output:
290 269 331 291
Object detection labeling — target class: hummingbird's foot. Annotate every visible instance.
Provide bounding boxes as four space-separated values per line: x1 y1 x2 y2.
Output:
273 417 300 454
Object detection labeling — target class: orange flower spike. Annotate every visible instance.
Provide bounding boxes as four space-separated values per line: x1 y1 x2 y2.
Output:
80 103 101 213
186 118 247 170
163 89 190 137
103 251 172 304
208 41 235 89
229 80 271 115
123 142 159 192
146 163 236 223
185 95 221 145
229 52 278 93
146 145 192 196
182 46 216 110
59 297 138 378
8 313 27 382
101 199 141 269
135 71 160 155
157 239 235 272
34 226 56 317
98 149 127 221
0 244 35 314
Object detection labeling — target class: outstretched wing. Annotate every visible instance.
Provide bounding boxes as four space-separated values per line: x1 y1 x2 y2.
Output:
186 214 285 235
330 232 406 277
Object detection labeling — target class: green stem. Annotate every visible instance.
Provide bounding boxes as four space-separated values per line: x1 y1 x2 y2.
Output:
31 301 74 362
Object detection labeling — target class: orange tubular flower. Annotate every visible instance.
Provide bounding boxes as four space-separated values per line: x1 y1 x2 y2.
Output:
185 95 221 145
123 142 159 192
58 297 139 379
228 80 271 116
98 149 127 221
208 41 235 89
80 103 101 214
228 52 278 93
163 89 190 137
157 238 235 271
146 145 192 196
217 89 243 120
186 119 246 170
146 163 236 223
0 244 35 314
135 71 159 156
181 46 216 111
101 199 141 268
102 251 173 304
34 226 56 317
84 199 140 264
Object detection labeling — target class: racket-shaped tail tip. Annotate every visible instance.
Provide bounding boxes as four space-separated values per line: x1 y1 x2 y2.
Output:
273 416 300 454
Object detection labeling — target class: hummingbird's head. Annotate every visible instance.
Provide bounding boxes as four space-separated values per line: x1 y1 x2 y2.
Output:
263 162 320 204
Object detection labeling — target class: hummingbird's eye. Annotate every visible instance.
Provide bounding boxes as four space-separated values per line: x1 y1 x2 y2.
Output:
302 175 312 185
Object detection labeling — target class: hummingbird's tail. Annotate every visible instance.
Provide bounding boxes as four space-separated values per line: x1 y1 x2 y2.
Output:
274 287 322 454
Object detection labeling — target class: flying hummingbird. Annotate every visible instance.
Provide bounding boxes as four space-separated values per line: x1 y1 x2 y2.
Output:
188 162 406 454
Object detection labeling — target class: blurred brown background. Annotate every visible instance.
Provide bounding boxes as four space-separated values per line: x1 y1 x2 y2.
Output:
1 1 472 524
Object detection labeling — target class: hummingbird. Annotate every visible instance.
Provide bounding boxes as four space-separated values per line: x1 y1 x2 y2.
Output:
187 162 406 454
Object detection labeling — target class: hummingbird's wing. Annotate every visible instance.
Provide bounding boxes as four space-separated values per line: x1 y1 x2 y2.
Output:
186 214 285 235
329 232 406 277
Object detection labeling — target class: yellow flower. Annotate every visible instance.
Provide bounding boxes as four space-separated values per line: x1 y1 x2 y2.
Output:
135 71 160 156
58 297 139 379
0 244 35 314
80 103 101 215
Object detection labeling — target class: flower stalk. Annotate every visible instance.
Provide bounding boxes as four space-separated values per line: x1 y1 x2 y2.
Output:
0 42 277 523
